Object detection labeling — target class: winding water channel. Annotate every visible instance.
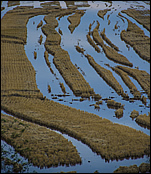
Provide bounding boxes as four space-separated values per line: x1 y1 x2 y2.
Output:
1 1 150 173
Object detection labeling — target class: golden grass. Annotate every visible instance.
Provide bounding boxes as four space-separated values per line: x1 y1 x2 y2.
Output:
38 35 43 45
34 51 37 59
117 66 150 99
1 41 43 99
92 23 133 67
48 84 51 93
108 19 110 25
113 163 150 173
75 45 85 54
84 54 129 99
37 20 43 28
1 113 81 168
114 23 118 29
67 10 85 33
41 11 96 97
58 28 63 35
97 9 111 20
86 33 101 53
100 28 119 51
115 108 123 118
113 164 139 173
130 110 139 119
1 96 150 162
1 4 150 164
121 9 150 31
120 17 150 62
135 113 150 129
44 50 51 67
111 66 141 99
59 83 66 94
107 99 124 109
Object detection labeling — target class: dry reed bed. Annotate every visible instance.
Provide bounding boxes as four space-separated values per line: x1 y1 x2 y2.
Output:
1 113 81 168
111 66 142 100
86 32 101 53
92 22 133 67
67 10 85 33
37 20 43 28
97 9 111 20
84 54 129 99
135 113 150 129
113 163 150 173
121 9 150 31
100 28 119 51
44 51 51 67
42 11 96 97
1 95 150 162
120 18 150 62
130 110 139 119
107 99 124 109
117 66 150 99
38 35 43 45
1 4 150 164
1 41 43 99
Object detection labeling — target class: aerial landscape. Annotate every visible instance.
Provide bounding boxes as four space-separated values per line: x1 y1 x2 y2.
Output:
1 1 150 173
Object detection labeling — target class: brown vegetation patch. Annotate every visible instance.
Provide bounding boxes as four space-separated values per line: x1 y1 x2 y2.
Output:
34 51 37 59
1 96 150 162
1 41 43 99
100 28 119 51
92 23 133 67
44 50 51 68
97 9 111 20
1 113 81 168
38 35 43 45
107 99 124 109
130 110 139 119
67 10 85 33
120 18 150 62
37 20 43 28
115 108 124 119
86 32 101 53
41 10 95 97
111 66 141 99
135 113 150 129
113 163 150 173
84 54 129 99
121 9 150 31
117 66 150 99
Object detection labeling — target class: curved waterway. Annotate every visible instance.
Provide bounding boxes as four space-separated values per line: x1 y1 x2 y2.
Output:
1 1 150 173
